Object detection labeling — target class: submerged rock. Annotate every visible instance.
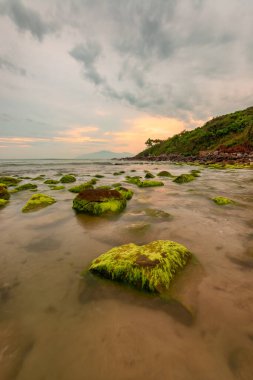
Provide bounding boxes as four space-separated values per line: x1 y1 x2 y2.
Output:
22 193 56 212
89 240 192 293
60 175 76 183
73 188 127 215
173 174 196 184
212 196 235 205
0 183 10 200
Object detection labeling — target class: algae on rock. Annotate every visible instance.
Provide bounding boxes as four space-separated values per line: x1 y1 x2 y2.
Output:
60 175 76 183
212 196 235 205
173 174 196 184
69 181 94 193
15 183 37 191
0 183 10 200
22 193 56 212
89 240 192 293
73 188 127 215
157 171 174 177
0 176 21 186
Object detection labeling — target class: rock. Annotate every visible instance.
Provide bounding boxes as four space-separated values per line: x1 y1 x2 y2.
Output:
89 240 192 292
0 183 10 200
49 185 65 190
212 196 235 205
15 183 38 191
69 181 94 193
44 179 60 184
114 186 134 200
94 174 104 178
22 193 56 212
138 180 164 187
60 175 76 183
0 176 21 186
73 188 127 215
145 172 155 178
173 174 196 184
157 171 174 177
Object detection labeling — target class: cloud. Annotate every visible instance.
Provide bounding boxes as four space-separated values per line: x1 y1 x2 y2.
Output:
0 56 26 76
105 115 188 153
69 42 105 85
0 0 55 41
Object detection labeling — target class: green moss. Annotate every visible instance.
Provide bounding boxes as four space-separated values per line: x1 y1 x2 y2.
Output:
0 183 10 200
138 180 164 187
0 176 21 186
73 189 127 215
125 176 142 185
157 171 174 177
112 182 122 187
190 169 201 177
114 186 134 200
96 185 112 190
69 181 94 193
212 196 235 205
44 179 60 184
89 240 192 293
94 174 104 178
22 193 56 212
145 172 155 178
15 183 38 191
32 175 46 181
0 198 8 207
50 185 65 190
173 174 196 184
60 175 76 183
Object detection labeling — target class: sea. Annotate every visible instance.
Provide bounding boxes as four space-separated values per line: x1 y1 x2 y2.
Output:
0 159 253 380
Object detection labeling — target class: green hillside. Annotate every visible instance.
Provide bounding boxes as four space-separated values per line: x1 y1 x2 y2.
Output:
136 106 253 158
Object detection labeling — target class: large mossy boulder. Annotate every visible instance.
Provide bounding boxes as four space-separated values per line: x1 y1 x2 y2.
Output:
0 176 21 186
22 193 56 212
89 240 192 293
73 189 127 215
60 175 76 183
0 183 10 200
173 174 196 184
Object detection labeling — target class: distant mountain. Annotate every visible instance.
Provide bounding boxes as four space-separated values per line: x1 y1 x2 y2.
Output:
136 106 253 158
76 150 133 159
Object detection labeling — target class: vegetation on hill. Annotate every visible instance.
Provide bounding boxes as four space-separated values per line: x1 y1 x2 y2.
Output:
136 106 253 157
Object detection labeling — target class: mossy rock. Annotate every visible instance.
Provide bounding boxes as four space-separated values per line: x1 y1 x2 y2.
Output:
112 182 122 188
0 198 9 207
113 171 124 176
15 183 37 191
173 174 196 184
50 185 65 190
157 171 173 177
114 186 134 200
60 175 76 183
69 181 94 193
0 176 21 186
145 172 155 178
73 189 127 215
190 169 201 177
145 208 172 219
212 196 235 205
138 180 164 187
89 240 192 293
44 179 60 184
94 174 104 178
125 176 142 185
96 185 112 190
22 193 56 212
0 183 10 200
32 175 45 181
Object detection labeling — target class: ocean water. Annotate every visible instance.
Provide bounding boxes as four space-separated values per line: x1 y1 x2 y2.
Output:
0 159 253 380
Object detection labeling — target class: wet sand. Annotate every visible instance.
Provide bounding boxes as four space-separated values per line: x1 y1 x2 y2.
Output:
0 160 253 380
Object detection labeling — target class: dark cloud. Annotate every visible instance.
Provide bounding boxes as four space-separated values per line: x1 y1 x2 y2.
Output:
69 42 105 85
0 0 55 41
0 56 26 76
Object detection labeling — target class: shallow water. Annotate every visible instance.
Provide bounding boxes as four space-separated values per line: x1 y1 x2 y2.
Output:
0 159 253 380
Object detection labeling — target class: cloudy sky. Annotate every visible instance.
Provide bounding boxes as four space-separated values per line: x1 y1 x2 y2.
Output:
0 0 252 158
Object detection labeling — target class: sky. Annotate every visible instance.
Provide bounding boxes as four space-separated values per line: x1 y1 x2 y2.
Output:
0 0 252 158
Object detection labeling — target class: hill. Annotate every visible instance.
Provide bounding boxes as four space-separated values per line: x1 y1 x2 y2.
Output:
136 106 253 158
76 150 133 159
